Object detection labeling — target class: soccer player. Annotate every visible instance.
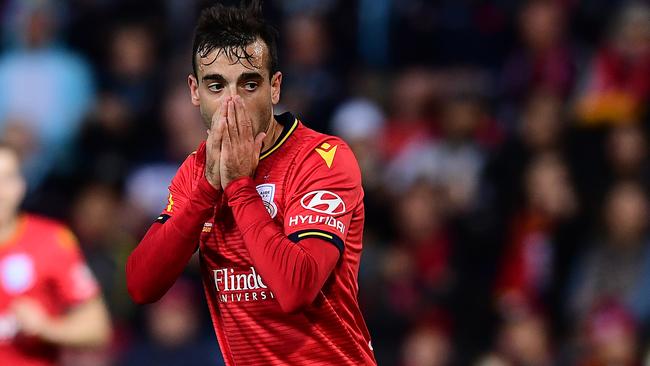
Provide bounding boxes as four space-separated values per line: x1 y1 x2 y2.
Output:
0 143 111 366
126 1 376 365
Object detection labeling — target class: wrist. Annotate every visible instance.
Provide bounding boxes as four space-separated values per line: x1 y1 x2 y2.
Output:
224 176 255 198
195 176 222 204
222 175 250 191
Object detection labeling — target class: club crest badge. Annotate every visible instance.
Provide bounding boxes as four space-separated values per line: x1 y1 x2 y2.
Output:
1 253 35 295
256 183 278 218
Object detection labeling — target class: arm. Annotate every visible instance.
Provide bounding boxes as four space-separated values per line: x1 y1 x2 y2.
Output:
127 99 229 304
13 296 110 348
219 96 360 313
126 177 220 304
226 177 340 313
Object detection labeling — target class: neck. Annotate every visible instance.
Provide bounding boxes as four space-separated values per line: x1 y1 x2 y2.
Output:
261 115 284 152
0 214 19 244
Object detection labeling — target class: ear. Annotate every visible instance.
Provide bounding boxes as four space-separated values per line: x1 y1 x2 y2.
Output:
188 74 201 107
270 71 282 105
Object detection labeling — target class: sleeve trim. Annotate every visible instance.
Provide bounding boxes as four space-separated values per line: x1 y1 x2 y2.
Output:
288 229 344 254
155 214 171 224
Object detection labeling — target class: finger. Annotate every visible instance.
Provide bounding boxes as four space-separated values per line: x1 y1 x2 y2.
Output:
227 99 239 138
222 115 232 151
253 132 266 159
216 115 227 148
234 96 253 141
206 129 213 153
211 97 229 132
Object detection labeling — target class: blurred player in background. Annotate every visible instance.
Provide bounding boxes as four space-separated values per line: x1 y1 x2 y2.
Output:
126 1 376 365
0 142 110 366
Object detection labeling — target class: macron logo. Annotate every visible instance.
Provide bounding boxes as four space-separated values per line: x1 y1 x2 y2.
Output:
315 143 338 168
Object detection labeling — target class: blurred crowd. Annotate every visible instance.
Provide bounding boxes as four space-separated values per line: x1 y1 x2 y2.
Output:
0 0 649 365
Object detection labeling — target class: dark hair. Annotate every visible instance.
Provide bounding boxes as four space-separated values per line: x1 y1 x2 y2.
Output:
192 1 279 78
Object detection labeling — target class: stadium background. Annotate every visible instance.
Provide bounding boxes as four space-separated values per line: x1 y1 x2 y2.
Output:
1 0 649 364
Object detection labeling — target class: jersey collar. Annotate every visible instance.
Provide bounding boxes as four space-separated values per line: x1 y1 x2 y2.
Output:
259 112 299 161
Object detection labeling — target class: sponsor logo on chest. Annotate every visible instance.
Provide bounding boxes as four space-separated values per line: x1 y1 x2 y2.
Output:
212 267 275 303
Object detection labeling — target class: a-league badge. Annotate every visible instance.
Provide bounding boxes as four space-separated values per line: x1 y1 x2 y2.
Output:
256 183 278 218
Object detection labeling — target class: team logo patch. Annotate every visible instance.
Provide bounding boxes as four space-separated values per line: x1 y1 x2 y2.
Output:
315 142 338 168
1 254 35 295
300 190 346 215
256 184 278 218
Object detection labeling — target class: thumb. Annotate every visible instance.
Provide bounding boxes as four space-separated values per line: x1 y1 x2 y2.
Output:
254 132 267 159
255 132 267 151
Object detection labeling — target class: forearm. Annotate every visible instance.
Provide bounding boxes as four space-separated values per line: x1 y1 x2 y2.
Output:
39 297 111 348
126 177 221 303
226 177 339 313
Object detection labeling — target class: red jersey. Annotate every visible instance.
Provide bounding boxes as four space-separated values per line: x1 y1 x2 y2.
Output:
161 113 375 365
0 215 99 366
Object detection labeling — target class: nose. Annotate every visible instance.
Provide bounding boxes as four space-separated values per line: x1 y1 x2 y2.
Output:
225 85 240 98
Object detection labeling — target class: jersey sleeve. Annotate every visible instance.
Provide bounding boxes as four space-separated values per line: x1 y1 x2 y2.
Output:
49 227 100 307
284 138 363 253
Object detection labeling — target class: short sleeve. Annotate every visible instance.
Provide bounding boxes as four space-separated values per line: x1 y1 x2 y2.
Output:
50 227 100 307
284 138 363 253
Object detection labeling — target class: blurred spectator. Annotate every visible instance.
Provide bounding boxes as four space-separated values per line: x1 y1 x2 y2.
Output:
568 181 650 326
105 23 157 116
124 77 205 231
575 301 640 366
606 123 649 182
0 143 110 365
362 180 453 364
485 91 567 217
500 0 576 128
0 0 94 187
280 15 339 132
70 184 135 322
481 304 553 366
575 2 650 125
385 93 489 213
331 98 386 188
330 98 388 236
75 92 137 185
496 153 576 316
119 279 223 366
381 68 436 158
401 321 452 366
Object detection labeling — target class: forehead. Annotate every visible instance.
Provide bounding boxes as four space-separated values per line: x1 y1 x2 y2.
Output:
196 39 269 79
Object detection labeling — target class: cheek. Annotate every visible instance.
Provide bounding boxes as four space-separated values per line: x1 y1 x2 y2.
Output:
243 94 272 128
0 178 24 207
199 98 223 127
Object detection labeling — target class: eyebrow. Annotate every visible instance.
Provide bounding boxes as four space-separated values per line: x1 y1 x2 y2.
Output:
239 72 264 82
202 72 265 84
202 74 226 83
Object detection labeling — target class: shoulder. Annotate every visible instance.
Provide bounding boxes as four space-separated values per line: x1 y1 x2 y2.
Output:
24 214 67 234
23 214 79 253
287 125 362 190
295 126 361 180
173 142 206 182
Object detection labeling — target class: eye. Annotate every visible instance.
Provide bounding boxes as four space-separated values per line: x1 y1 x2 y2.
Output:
243 82 258 92
208 83 223 92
